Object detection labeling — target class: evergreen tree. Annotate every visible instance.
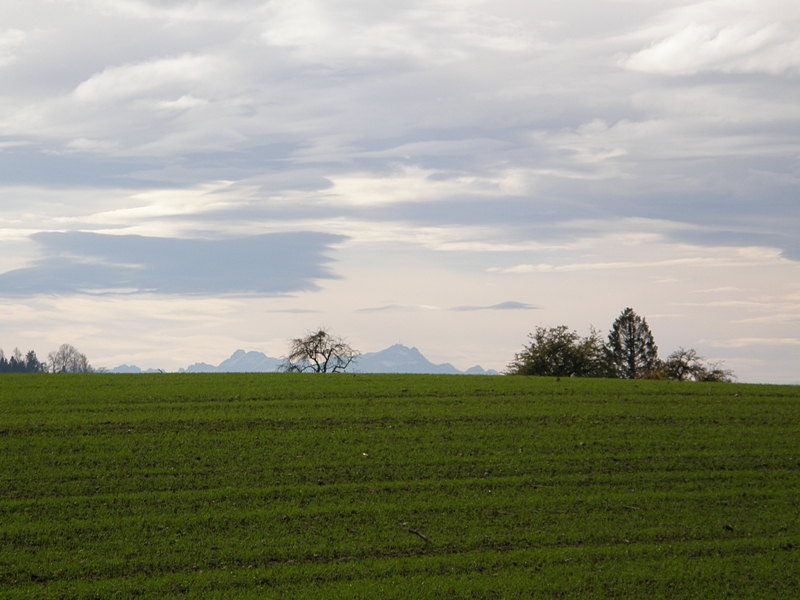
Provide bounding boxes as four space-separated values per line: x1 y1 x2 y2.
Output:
607 308 658 379
25 350 43 373
9 348 24 372
0 347 47 373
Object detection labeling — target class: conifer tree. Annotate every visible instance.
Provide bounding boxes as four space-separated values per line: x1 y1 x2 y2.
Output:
607 308 658 379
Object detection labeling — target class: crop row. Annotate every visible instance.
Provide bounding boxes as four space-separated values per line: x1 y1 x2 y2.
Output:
0 374 797 598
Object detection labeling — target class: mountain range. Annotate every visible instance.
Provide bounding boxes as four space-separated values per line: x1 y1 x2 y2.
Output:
109 344 498 375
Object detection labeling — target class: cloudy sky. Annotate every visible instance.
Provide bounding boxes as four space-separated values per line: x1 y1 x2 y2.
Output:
1 0 798 382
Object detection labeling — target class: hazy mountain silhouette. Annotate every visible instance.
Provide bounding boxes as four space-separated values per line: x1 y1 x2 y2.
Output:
179 350 283 373
107 364 162 374
110 344 497 375
353 344 497 375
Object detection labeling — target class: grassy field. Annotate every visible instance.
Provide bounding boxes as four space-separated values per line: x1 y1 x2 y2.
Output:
0 374 798 598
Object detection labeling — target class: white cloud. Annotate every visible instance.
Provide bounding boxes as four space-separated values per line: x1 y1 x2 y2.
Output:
498 253 781 274
76 0 264 22
314 165 528 206
73 181 251 234
357 303 441 313
0 140 29 150
531 108 800 188
713 337 800 348
260 0 535 65
624 22 800 75
0 29 26 67
690 286 743 294
0 29 26 49
73 54 220 102
66 137 121 152
155 95 209 110
621 1 800 75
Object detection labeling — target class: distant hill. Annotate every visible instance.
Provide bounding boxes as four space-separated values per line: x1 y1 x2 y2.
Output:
110 345 498 375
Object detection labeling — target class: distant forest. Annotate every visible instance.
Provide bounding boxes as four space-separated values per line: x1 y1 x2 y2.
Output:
0 344 92 374
0 348 45 373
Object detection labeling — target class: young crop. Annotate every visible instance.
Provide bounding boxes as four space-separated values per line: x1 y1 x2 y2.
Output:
0 374 797 598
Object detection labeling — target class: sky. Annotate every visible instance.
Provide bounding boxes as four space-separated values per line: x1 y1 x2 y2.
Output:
0 0 798 382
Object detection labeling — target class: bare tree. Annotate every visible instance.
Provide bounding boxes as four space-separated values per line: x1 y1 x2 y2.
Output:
696 362 736 383
280 328 359 373
47 344 94 373
658 347 735 382
662 347 703 381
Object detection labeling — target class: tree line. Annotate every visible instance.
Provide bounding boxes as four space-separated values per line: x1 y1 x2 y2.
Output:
3 314 733 381
507 308 734 382
0 344 94 374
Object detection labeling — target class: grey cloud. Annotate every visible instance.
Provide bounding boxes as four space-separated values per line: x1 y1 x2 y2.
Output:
0 232 344 296
0 0 797 385
668 228 800 262
451 301 538 311
356 304 429 313
356 302 540 314
0 146 160 187
1 0 798 264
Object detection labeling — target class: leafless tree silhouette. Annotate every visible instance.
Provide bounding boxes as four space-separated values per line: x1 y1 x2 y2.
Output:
280 328 359 373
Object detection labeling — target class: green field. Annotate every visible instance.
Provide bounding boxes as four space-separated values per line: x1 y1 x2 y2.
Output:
0 374 798 598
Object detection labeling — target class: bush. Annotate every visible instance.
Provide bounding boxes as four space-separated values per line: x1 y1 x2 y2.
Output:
506 326 614 377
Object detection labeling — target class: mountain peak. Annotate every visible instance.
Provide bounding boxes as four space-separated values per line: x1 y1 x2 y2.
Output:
354 345 457 374
111 344 496 375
